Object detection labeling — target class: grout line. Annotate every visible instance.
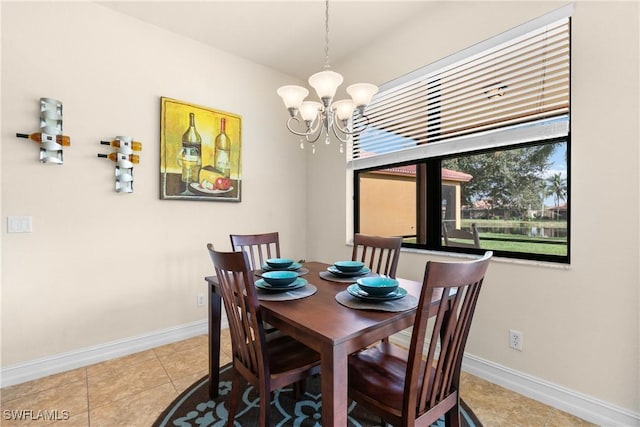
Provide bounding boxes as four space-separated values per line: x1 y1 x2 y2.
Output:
85 367 92 427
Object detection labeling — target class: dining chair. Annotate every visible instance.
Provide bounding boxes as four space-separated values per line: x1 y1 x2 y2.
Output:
442 222 481 249
352 233 403 278
348 251 493 427
230 232 280 271
206 244 321 427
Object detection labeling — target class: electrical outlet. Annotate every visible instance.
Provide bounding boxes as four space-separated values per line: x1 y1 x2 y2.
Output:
509 329 523 351
197 294 205 307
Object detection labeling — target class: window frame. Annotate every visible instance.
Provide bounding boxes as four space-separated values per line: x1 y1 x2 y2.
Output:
353 135 570 263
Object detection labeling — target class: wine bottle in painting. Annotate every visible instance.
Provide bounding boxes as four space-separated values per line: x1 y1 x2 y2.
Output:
214 117 231 178
179 112 202 194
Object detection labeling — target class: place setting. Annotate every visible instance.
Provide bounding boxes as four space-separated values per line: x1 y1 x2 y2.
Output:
319 260 378 283
253 258 316 301
255 257 309 276
335 275 418 312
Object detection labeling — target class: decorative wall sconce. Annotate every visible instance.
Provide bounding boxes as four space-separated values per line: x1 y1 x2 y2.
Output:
97 136 142 193
16 98 70 164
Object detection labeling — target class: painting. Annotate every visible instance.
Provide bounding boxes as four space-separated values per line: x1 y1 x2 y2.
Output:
160 97 242 201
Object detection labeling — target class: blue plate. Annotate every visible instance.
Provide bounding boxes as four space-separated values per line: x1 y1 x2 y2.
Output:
255 278 307 292
261 262 303 271
347 284 407 301
327 265 370 278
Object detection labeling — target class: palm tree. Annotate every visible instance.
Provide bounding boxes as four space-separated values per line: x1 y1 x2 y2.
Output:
546 173 567 219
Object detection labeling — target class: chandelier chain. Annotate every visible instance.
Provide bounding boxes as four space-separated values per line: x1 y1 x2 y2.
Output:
324 0 330 69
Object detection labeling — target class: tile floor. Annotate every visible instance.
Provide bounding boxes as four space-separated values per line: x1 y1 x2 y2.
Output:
0 331 595 426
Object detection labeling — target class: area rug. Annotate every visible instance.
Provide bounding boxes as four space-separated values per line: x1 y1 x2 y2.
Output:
154 364 482 426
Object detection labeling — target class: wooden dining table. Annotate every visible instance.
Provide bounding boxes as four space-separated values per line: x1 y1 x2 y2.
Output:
205 261 441 426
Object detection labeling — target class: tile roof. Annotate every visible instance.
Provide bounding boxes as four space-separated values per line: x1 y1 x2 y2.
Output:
372 165 473 182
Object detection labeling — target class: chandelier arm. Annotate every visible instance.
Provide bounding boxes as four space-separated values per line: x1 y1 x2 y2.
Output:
352 113 372 134
332 116 354 136
331 111 372 136
285 115 322 137
330 121 351 143
285 117 313 137
305 130 323 144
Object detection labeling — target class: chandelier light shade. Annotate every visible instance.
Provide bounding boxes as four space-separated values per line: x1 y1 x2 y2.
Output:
276 0 378 153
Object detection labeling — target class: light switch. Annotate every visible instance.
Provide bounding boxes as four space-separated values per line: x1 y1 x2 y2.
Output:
7 216 32 233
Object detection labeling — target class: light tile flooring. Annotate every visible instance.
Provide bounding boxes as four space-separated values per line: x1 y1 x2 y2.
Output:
1 331 595 426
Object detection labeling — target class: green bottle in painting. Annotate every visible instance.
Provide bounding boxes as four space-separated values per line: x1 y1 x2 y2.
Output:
214 117 231 178
179 112 202 184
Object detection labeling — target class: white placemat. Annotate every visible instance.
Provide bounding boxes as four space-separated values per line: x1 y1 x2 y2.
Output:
335 290 418 312
256 284 317 301
319 270 378 284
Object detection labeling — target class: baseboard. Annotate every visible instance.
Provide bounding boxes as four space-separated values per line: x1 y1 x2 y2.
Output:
391 331 640 426
0 319 210 388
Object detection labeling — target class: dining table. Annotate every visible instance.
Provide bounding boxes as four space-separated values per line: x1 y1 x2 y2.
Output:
204 260 443 426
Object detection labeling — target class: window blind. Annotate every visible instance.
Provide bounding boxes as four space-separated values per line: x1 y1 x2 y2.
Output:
351 8 571 170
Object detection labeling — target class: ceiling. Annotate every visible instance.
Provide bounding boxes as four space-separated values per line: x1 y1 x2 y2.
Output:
98 1 437 81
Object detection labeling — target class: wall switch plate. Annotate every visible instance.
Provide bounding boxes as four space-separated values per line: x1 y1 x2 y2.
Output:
197 294 205 307
7 216 33 233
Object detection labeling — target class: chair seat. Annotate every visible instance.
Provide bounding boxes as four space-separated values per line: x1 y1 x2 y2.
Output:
348 343 427 414
267 333 320 376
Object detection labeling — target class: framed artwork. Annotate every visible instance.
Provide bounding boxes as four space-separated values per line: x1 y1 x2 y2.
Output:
160 97 242 201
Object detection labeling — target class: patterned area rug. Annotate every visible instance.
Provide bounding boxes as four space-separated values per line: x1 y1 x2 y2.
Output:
154 364 482 426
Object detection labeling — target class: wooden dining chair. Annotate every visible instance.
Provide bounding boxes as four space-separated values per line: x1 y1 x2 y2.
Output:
348 251 493 427
206 244 321 427
443 222 481 249
230 232 280 271
352 233 403 278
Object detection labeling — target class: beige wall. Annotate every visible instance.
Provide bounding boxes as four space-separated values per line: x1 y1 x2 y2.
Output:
307 0 639 415
359 174 416 237
1 2 307 364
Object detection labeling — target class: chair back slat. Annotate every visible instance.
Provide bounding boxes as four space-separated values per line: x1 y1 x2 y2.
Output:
230 232 280 271
406 252 492 418
352 234 402 278
442 222 481 248
207 244 269 381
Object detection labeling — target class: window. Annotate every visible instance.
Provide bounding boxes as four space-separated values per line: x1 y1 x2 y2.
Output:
351 6 571 263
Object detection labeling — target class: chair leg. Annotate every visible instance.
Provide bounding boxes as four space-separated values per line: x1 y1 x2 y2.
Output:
444 404 461 427
227 371 243 427
293 378 306 399
259 388 271 427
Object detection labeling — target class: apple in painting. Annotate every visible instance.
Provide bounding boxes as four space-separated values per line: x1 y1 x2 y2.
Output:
215 177 231 190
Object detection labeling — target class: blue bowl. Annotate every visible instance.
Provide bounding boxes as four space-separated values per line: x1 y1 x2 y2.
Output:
262 270 298 286
334 260 365 273
356 276 399 296
266 258 294 269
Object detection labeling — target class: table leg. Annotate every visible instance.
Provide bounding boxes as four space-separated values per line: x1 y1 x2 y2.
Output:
208 284 222 399
320 342 349 426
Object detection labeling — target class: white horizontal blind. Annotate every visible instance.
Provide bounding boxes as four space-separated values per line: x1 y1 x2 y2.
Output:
351 10 571 168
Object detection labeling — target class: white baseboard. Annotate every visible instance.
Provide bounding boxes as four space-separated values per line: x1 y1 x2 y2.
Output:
391 331 640 427
0 319 211 388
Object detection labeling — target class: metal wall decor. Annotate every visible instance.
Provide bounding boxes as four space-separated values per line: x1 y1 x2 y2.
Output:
97 136 142 193
16 98 70 164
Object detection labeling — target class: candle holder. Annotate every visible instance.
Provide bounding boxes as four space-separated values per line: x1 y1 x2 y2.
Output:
98 136 142 193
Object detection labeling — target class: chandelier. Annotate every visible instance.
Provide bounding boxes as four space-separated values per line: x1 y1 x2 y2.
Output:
277 0 378 153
